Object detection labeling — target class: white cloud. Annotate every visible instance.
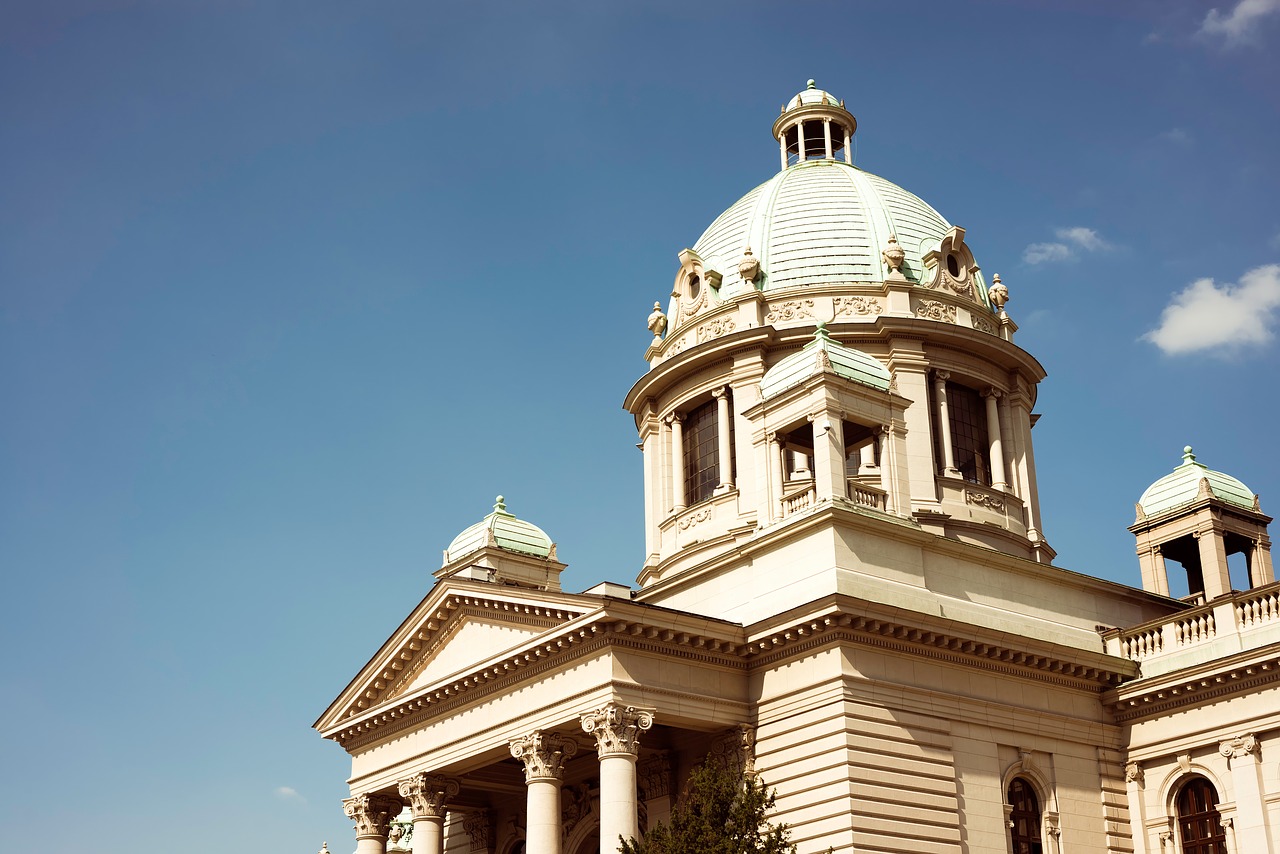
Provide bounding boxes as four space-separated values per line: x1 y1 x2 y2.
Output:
1023 227 1113 264
1158 127 1193 146
1055 226 1111 252
1143 264 1280 355
1201 0 1280 46
275 786 307 804
1023 242 1072 264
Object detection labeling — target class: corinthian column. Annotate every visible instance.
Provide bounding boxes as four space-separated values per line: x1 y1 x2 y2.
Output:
343 793 403 854
933 371 960 477
582 705 655 853
510 732 579 854
982 388 1009 491
397 773 459 854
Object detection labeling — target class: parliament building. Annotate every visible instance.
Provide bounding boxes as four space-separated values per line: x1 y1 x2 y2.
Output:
314 81 1280 854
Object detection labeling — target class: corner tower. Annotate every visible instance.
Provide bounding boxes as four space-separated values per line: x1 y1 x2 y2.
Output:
624 81 1054 618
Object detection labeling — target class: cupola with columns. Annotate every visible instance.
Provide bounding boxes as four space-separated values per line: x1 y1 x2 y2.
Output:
626 80 1053 610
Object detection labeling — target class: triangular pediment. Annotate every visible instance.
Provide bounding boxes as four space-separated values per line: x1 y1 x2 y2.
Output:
314 580 592 732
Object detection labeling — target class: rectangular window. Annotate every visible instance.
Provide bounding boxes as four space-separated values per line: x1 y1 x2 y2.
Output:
930 380 991 485
683 400 719 506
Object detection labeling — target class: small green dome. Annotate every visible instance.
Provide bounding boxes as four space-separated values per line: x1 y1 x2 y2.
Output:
760 323 891 399
444 496 554 562
1137 447 1257 517
691 160 991 305
785 79 840 110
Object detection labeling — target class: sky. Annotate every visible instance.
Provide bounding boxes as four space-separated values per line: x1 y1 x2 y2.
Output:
2 1 1279 851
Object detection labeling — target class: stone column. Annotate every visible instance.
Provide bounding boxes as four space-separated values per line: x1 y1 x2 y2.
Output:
768 433 784 522
1124 763 1150 854
823 119 833 159
510 732 578 854
582 705 655 853
713 387 733 491
982 389 1009 491
843 129 852 163
810 411 845 501
933 372 960 477
668 414 685 512
998 393 1020 496
1219 735 1269 853
641 418 659 560
344 793 403 854
797 121 806 163
858 443 877 472
397 774 459 854
779 134 787 171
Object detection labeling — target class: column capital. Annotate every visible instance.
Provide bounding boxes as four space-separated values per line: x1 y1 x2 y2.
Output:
462 811 494 851
982 387 1002 400
397 773 459 819
343 793 402 840
1124 762 1145 786
665 411 683 426
1219 733 1260 760
509 731 579 782
935 370 951 383
712 386 729 400
581 704 654 758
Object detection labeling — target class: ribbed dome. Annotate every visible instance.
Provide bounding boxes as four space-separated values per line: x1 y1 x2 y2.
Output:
444 496 554 562
1138 447 1257 517
761 323 891 399
692 159 991 306
786 79 841 110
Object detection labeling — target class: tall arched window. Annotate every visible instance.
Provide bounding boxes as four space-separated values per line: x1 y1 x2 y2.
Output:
1176 777 1227 854
1007 777 1043 854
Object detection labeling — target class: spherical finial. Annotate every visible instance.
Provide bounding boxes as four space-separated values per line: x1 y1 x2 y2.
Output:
807 79 816 89
494 495 507 512
1182 446 1195 463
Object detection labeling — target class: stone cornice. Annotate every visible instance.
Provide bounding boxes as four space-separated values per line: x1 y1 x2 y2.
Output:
1103 646 1280 722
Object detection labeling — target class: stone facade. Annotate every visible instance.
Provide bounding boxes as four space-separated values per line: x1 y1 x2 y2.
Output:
315 82 1280 854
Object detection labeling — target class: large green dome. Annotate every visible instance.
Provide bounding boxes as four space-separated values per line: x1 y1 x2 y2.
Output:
1137 447 1257 517
692 158 991 306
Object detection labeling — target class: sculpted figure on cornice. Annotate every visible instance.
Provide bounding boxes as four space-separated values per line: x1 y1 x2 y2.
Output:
581 704 655 757
510 731 579 781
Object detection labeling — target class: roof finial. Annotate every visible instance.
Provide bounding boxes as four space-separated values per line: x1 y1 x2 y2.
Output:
806 78 816 89
494 495 507 513
1182 446 1196 464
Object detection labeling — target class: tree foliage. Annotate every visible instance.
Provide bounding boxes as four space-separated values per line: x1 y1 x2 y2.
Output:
620 761 798 854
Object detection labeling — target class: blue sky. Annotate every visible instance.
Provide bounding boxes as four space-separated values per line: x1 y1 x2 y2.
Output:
2 2 1279 851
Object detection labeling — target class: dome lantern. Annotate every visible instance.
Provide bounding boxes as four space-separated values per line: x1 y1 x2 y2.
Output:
438 495 565 591
772 79 858 169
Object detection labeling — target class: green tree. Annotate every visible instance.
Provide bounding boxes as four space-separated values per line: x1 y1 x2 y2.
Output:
620 761 798 854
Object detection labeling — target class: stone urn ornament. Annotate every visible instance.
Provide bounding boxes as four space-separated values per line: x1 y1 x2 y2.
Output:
738 246 761 285
988 273 1009 312
647 301 668 339
882 234 906 278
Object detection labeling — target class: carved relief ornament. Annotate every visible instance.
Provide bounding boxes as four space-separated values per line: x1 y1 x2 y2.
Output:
638 751 672 800
509 731 579 782
764 299 814 325
397 773 459 819
915 300 957 323
463 810 494 850
1124 763 1144 785
833 295 882 317
696 317 736 343
1219 733 1260 760
581 705 655 757
344 793 403 839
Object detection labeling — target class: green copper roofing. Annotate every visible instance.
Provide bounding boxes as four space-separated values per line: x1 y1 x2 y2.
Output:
785 79 840 110
1137 447 1257 517
691 159 991 308
760 322 892 399
444 496 555 562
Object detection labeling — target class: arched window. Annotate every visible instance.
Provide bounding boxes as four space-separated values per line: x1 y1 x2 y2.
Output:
1176 777 1227 854
1007 777 1043 854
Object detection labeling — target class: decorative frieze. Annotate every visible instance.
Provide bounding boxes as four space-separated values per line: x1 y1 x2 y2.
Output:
677 505 713 531
765 299 814 324
833 295 882 317
695 317 736 343
972 315 997 335
915 300 957 323
581 704 655 757
398 773 459 819
965 490 1005 511
343 793 403 839
509 731 579 782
